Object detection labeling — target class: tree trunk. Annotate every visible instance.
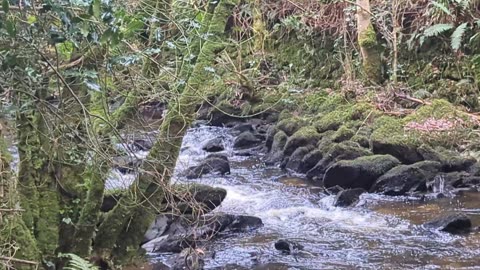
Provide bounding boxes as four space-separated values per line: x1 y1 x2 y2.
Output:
356 0 382 84
93 0 240 262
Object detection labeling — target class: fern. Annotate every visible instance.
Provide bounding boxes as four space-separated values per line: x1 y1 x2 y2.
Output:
60 253 99 270
423 23 454 37
451 22 468 50
431 1 452 15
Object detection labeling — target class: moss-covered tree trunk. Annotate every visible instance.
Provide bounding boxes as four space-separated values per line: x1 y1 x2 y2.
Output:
356 0 382 83
93 0 239 262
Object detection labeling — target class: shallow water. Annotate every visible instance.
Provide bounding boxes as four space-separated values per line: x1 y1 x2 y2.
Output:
120 126 480 269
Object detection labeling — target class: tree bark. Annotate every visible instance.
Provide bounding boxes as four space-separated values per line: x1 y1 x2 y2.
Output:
356 0 382 84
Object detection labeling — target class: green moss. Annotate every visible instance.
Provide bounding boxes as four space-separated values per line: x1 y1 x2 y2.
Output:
359 24 378 48
284 126 321 155
332 126 355 142
315 102 375 133
276 116 307 136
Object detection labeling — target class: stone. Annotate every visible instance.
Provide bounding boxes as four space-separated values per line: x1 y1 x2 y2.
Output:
285 146 314 172
418 145 477 172
202 138 225 152
265 131 288 165
232 123 254 134
133 139 154 151
298 149 323 173
283 126 321 156
306 142 371 181
323 155 401 190
171 248 205 270
424 214 472 234
233 131 262 149
276 117 306 136
370 161 442 196
334 188 366 207
186 157 230 179
274 239 304 254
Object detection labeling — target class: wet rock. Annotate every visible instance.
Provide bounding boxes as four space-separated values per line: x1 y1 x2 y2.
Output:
133 139 154 151
186 156 230 179
371 161 442 196
306 142 371 181
274 239 304 254
171 248 205 270
334 188 366 207
440 171 480 189
140 101 166 120
233 131 262 149
202 138 224 152
424 213 472 234
283 126 321 156
206 101 244 126
265 131 288 165
298 149 323 173
143 214 262 253
285 146 314 172
234 145 264 157
265 125 278 150
100 193 121 212
232 123 254 134
323 155 401 190
325 185 344 195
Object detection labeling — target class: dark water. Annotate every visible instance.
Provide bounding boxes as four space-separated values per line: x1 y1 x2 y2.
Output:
113 126 480 269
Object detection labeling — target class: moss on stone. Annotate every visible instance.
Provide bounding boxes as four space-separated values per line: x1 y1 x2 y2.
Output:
276 116 307 136
284 126 321 155
314 102 375 133
332 126 355 143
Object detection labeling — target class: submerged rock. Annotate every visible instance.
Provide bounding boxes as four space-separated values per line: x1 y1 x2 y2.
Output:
334 188 366 207
370 161 442 196
424 214 472 234
233 131 262 149
323 155 401 190
202 138 225 152
274 239 304 254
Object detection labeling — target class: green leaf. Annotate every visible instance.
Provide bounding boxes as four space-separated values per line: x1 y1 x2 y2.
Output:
431 1 452 15
27 15 37 24
5 19 16 37
423 23 454 37
92 0 101 18
2 0 9 13
451 22 468 51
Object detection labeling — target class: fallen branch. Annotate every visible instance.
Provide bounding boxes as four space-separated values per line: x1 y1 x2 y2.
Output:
0 256 39 266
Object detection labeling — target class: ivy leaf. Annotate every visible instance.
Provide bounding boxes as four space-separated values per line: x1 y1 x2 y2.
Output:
2 0 9 13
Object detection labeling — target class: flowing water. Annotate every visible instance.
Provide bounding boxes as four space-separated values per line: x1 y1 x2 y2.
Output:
111 125 480 269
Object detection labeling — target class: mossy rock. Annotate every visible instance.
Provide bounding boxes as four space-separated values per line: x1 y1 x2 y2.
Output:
314 103 376 133
332 126 355 143
276 116 307 136
306 141 372 180
284 126 321 156
323 155 401 190
418 144 477 172
370 161 442 196
265 130 288 165
206 100 243 126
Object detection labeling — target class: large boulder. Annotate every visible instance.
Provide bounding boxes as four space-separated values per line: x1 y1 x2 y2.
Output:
202 138 225 152
265 131 288 165
306 142 371 181
370 161 442 196
233 131 262 149
186 156 230 179
423 213 472 234
323 155 401 190
283 126 321 156
333 188 366 207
